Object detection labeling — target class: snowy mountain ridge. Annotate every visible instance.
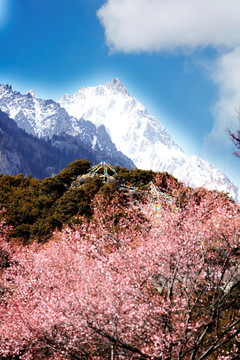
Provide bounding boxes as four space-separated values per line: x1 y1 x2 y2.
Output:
0 80 239 201
0 84 75 138
0 83 135 169
59 78 240 201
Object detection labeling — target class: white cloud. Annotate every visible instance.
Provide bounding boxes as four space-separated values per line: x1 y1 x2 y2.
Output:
210 48 240 140
197 48 240 187
97 0 240 53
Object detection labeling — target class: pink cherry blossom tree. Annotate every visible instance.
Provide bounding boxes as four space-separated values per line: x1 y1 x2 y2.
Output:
0 192 239 359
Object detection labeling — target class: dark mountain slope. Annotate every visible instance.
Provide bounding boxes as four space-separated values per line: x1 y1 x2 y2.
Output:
0 110 132 178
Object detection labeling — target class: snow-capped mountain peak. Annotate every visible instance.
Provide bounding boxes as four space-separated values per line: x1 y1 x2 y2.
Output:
59 79 240 202
0 84 76 138
59 79 181 154
26 90 36 98
0 84 12 92
0 83 135 169
0 79 239 201
105 78 129 96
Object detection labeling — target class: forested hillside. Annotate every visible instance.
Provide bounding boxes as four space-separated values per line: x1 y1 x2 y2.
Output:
0 159 156 242
0 160 239 359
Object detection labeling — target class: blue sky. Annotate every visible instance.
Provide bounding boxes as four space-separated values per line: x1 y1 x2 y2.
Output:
1 0 240 186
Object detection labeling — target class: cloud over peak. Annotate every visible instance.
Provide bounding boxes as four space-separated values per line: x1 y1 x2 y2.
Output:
97 0 240 53
97 1 240 184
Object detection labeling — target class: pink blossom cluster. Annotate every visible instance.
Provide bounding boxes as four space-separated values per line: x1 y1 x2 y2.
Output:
0 190 239 359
